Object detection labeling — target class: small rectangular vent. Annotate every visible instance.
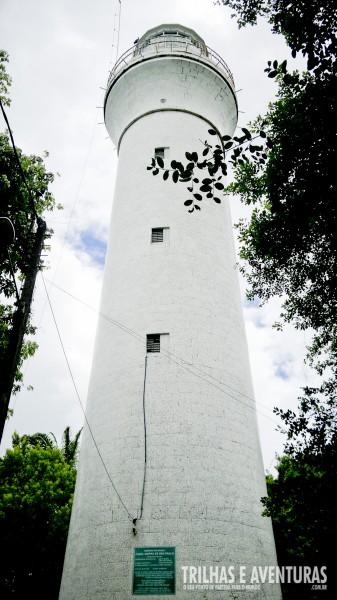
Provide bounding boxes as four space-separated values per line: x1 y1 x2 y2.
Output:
154 147 165 161
151 228 164 243
147 334 160 353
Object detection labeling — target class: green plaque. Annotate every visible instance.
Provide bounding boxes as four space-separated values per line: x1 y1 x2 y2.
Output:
133 547 175 595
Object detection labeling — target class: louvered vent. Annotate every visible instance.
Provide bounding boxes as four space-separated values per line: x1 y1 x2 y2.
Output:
151 228 164 243
154 147 165 160
147 334 160 353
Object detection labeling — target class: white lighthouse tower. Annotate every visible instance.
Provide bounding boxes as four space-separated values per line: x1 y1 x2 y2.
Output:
59 24 281 599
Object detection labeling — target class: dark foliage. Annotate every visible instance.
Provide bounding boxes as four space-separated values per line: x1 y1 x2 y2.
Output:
0 430 80 599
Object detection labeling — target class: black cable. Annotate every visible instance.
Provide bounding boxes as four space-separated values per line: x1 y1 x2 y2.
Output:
138 355 148 521
6 247 20 302
41 274 134 522
45 279 261 405
46 279 280 426
0 98 39 221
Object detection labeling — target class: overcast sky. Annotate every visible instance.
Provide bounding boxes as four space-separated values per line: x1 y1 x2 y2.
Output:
0 0 313 472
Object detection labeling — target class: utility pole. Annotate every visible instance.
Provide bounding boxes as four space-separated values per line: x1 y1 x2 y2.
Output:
0 217 46 442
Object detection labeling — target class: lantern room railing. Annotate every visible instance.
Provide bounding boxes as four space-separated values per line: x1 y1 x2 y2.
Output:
106 35 235 92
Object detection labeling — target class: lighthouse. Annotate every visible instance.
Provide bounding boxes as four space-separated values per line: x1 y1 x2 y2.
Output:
59 24 281 599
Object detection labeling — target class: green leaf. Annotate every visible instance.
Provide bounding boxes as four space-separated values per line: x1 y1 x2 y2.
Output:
308 54 317 70
241 128 252 139
180 173 192 181
281 60 287 74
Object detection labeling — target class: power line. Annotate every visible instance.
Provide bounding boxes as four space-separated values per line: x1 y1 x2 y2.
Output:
108 0 123 67
0 98 39 222
45 279 281 427
138 355 148 524
116 0 122 61
0 102 48 439
41 274 134 522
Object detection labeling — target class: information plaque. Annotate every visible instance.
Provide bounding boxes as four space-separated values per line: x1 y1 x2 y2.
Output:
133 547 175 595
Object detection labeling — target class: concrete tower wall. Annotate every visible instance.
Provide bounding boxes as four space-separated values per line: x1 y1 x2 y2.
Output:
104 57 237 147
59 26 281 600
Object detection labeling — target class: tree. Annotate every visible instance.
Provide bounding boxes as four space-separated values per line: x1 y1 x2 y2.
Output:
217 0 337 452
0 50 61 433
218 0 337 74
0 428 81 599
148 6 337 589
148 1 337 449
261 443 336 599
216 4 337 596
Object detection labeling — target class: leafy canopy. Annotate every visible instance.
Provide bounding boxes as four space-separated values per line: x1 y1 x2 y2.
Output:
0 428 81 599
0 50 61 395
220 0 337 458
217 0 337 72
262 444 336 599
148 0 337 456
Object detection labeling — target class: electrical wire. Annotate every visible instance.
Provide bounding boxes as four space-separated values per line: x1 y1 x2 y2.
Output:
6 248 20 302
41 274 134 522
42 275 280 522
115 1 122 62
0 98 39 222
0 102 47 428
138 355 148 521
45 278 281 427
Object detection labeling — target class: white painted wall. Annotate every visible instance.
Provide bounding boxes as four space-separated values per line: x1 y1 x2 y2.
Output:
59 26 282 600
